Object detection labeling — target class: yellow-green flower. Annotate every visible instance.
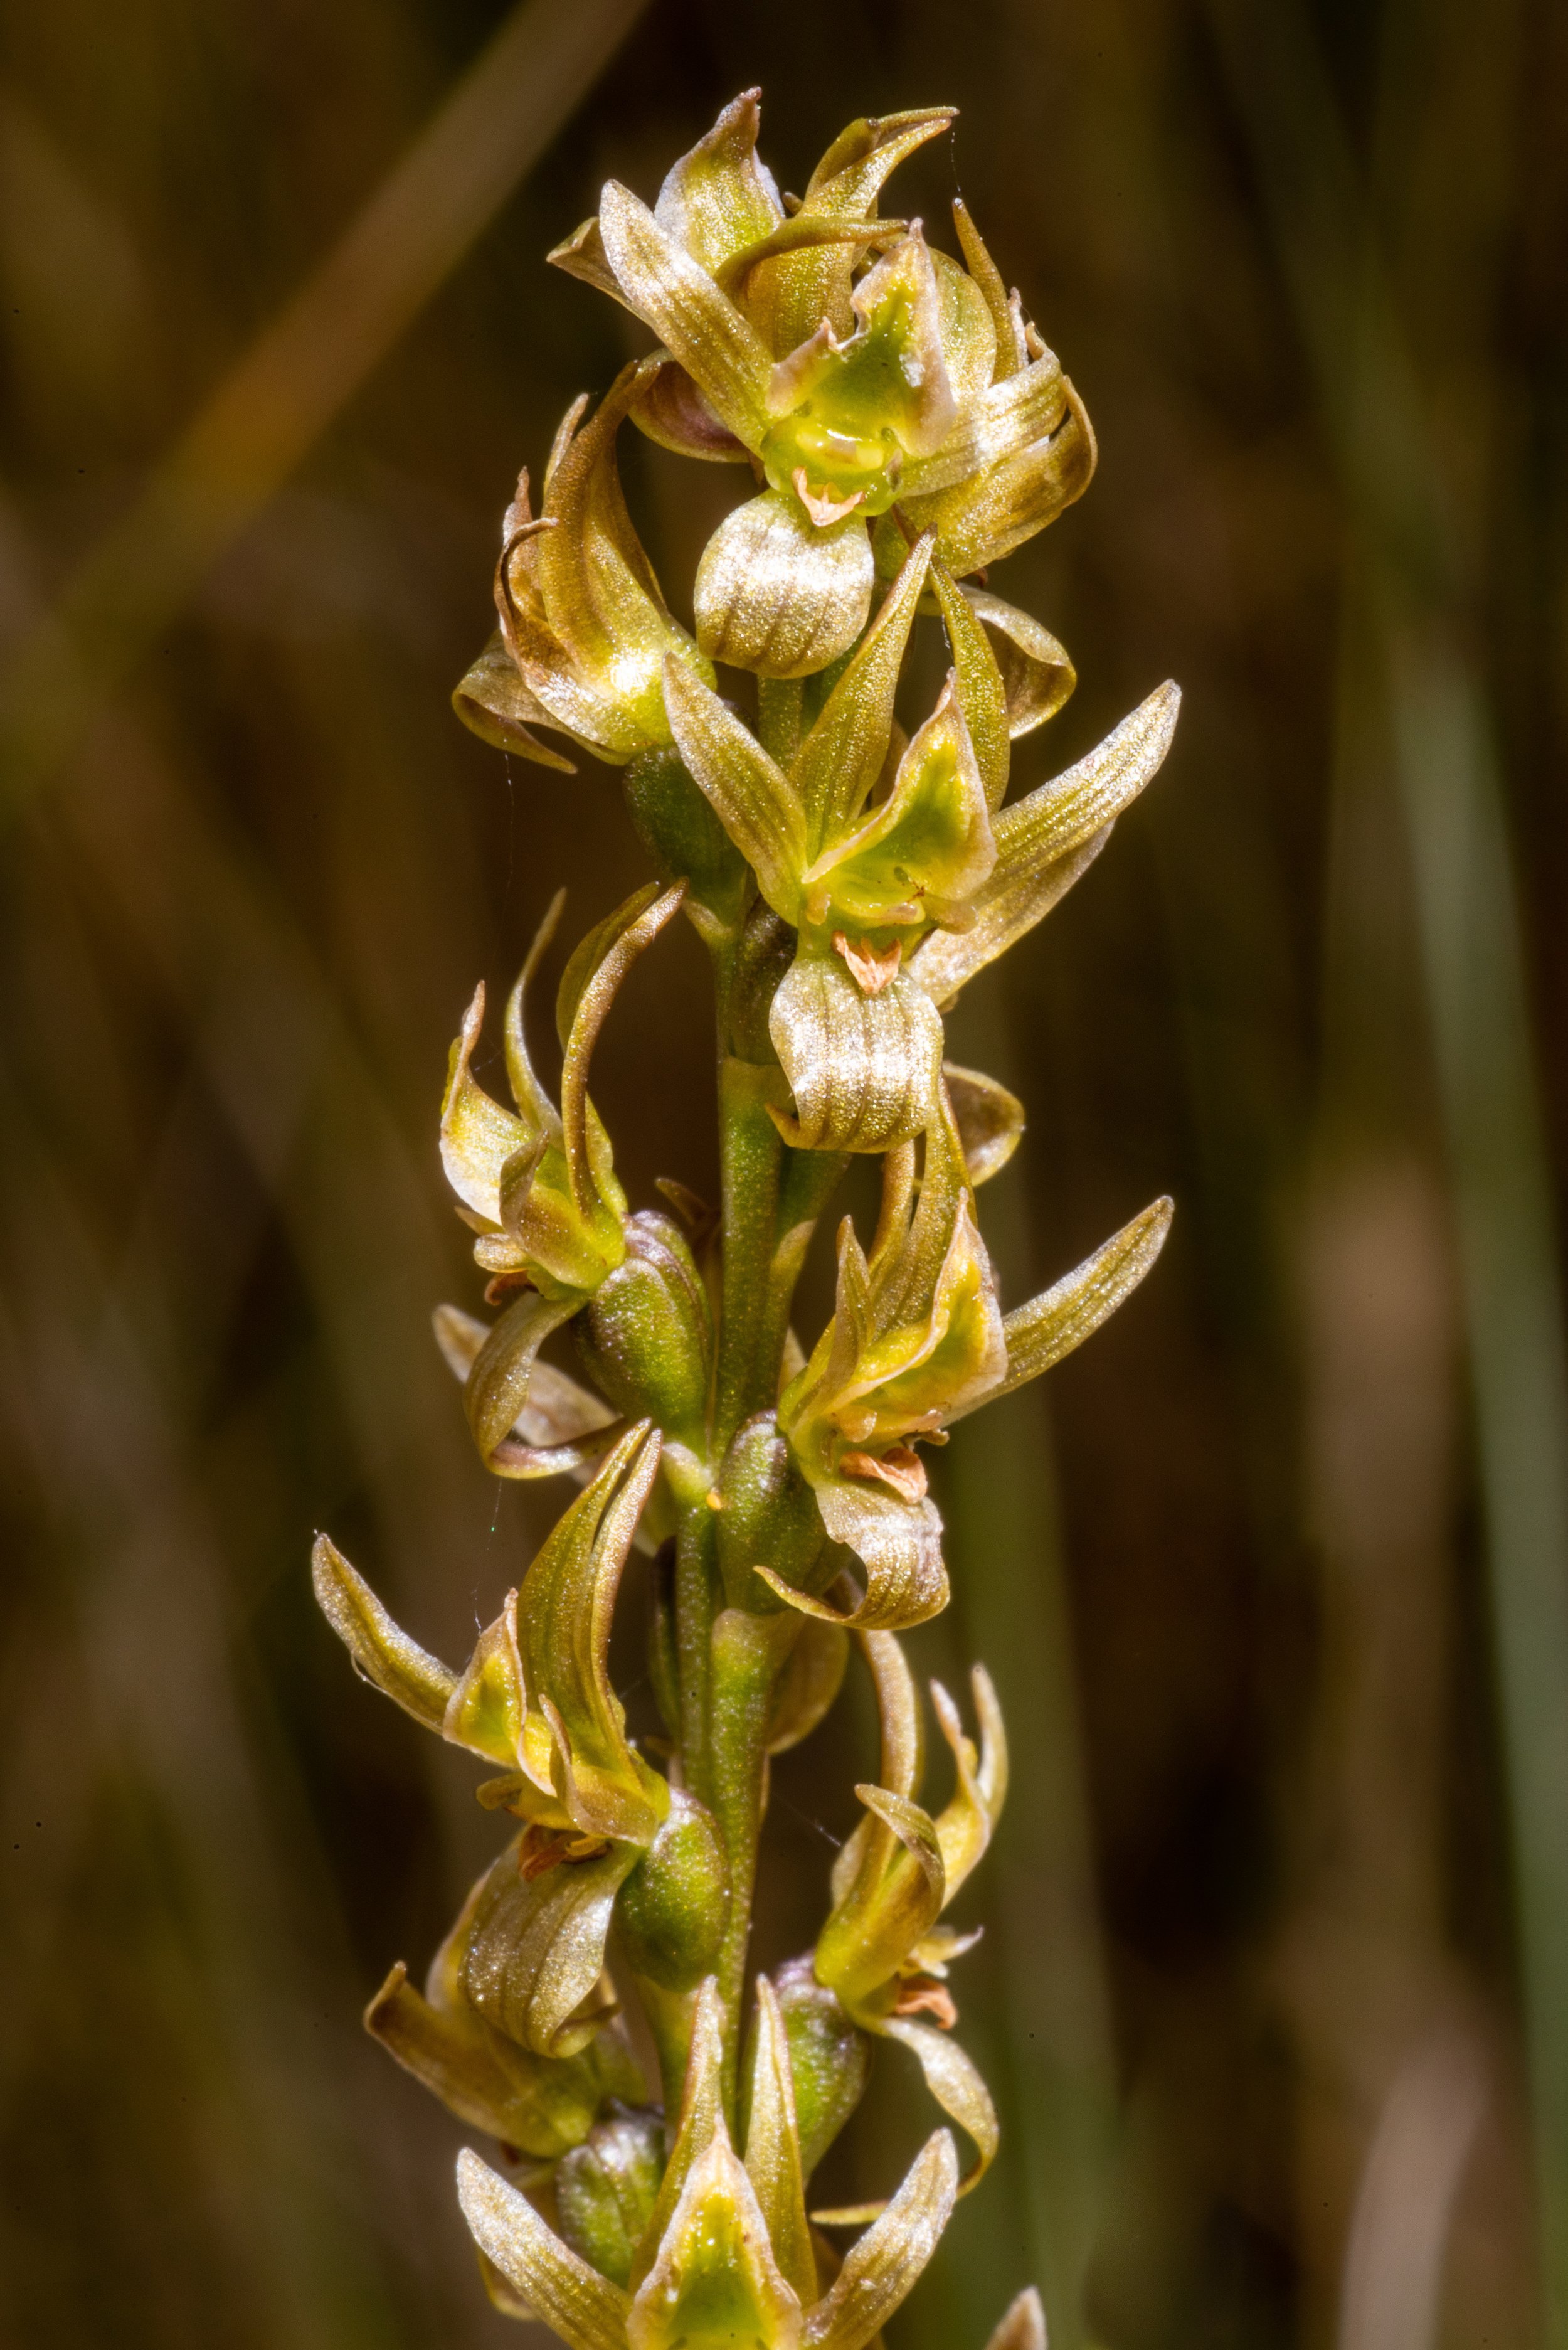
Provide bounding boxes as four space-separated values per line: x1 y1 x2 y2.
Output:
438 881 686 1468
766 1093 1176 1629
453 359 716 770
553 92 1096 676
812 1639 1007 2213
458 1975 961 2350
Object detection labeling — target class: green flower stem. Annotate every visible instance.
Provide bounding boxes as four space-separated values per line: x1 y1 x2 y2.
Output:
674 1501 721 1805
707 1607 797 2104
715 1056 788 1446
760 1144 849 1387
633 1971 699 2125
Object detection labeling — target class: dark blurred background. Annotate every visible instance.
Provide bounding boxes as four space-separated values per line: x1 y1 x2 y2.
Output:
2 1 1565 2344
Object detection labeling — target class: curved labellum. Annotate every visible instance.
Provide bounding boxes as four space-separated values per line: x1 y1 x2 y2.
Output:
461 1834 641 2060
768 956 945 1154
433 1302 625 1481
695 489 875 679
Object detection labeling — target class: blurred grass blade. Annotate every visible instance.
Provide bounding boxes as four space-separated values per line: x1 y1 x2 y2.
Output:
0 0 650 820
1337 2033 1486 2350
1207 5 1568 2339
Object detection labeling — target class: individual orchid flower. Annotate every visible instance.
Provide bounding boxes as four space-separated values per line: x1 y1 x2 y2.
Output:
314 1425 731 2055
553 92 1095 676
457 1975 960 2350
810 1633 1007 2214
768 1093 1003 1629
453 358 717 772
664 531 1180 1153
362 1857 644 2159
438 881 687 1470
770 1090 1176 1629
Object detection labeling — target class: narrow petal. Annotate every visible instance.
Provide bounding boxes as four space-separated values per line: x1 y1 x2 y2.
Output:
907 684 1180 1007
928 565 1010 809
506 888 566 1131
927 1676 1000 1900
598 181 774 448
900 351 1068 497
802 2130 959 2350
457 2147 632 2350
516 1423 668 1842
944 1063 1024 1186
815 1787 945 2009
768 957 945 1154
744 1977 817 2305
960 588 1076 739
662 655 808 918
788 529 933 851
756 1479 949 1633
556 881 687 1221
950 199 1027 380
654 88 783 274
928 250 995 413
946 1197 1175 1423
631 1975 728 2287
694 491 874 680
311 1535 455 1732
750 109 955 354
462 1836 641 2058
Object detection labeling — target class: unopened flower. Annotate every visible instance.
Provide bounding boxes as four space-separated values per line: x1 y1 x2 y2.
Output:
554 93 1095 676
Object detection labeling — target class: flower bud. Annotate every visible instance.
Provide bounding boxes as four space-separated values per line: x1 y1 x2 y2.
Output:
576 1211 713 1449
615 1789 729 1992
767 1954 871 2177
554 2105 666 2285
624 746 749 943
714 1412 828 1612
